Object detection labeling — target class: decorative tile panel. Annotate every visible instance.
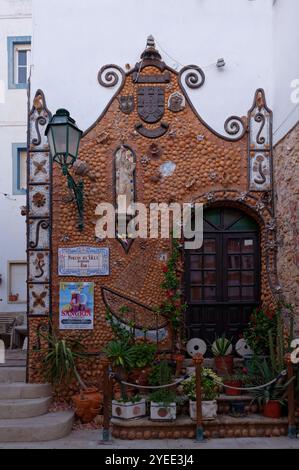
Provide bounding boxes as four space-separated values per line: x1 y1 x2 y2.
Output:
29 152 50 184
248 89 273 192
29 185 50 217
28 283 50 316
27 89 52 317
28 251 50 283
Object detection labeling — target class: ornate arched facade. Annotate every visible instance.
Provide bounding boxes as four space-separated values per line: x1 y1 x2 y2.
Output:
26 37 280 393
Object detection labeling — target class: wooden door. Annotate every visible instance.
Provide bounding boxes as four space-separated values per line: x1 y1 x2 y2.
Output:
185 208 260 353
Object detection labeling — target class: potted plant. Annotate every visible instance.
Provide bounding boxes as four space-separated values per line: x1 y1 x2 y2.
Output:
39 328 102 423
149 360 177 421
222 369 249 396
112 394 146 420
103 339 135 379
211 334 233 376
247 357 288 419
183 368 222 420
129 342 157 385
149 388 177 421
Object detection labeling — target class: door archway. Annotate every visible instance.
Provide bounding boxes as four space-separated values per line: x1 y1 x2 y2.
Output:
185 207 260 352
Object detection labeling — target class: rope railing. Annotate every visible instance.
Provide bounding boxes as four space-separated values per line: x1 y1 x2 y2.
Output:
100 355 297 442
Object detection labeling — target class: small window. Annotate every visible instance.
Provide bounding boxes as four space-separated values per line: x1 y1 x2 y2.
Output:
7 261 27 304
14 44 31 85
7 36 31 89
12 143 27 195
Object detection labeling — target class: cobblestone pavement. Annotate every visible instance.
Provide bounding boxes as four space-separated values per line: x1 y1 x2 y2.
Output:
0 430 299 449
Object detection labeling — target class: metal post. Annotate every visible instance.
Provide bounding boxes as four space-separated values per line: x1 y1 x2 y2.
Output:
192 353 204 442
285 353 297 439
101 357 112 442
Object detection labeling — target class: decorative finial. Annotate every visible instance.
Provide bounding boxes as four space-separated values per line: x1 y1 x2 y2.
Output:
146 35 155 48
140 35 161 61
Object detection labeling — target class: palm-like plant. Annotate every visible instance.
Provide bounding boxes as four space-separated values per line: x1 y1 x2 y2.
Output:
39 329 88 389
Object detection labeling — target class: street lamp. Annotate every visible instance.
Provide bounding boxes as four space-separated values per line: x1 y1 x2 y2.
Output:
45 109 84 231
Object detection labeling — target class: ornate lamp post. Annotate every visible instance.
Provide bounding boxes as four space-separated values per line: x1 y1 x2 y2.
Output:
45 108 84 230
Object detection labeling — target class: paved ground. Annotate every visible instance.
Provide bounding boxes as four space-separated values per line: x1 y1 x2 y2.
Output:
0 430 299 449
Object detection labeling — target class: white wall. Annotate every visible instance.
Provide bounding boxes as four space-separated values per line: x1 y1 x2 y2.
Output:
31 0 274 136
0 0 31 313
273 0 299 143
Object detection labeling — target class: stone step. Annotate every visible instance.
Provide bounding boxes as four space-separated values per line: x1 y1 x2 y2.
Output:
0 367 26 383
0 383 52 400
0 411 74 442
0 397 52 419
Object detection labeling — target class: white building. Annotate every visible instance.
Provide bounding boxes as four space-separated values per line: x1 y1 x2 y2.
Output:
0 0 31 316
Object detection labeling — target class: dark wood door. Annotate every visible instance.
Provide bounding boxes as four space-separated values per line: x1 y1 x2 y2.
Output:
185 208 259 353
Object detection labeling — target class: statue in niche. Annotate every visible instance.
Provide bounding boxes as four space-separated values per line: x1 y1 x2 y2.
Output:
115 146 136 215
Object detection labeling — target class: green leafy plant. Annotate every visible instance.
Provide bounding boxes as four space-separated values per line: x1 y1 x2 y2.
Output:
244 303 294 365
246 356 289 406
211 334 232 357
103 339 135 370
116 394 143 404
182 368 222 401
130 342 157 369
38 328 88 389
149 360 173 386
157 236 187 351
149 388 177 405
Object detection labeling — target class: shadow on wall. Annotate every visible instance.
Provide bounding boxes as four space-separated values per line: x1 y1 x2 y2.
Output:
0 340 4 364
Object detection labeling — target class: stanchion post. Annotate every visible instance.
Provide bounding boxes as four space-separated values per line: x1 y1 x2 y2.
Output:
192 353 204 442
101 356 112 442
285 353 297 439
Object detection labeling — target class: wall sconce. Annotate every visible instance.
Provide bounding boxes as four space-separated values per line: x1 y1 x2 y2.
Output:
45 109 84 231
216 58 225 68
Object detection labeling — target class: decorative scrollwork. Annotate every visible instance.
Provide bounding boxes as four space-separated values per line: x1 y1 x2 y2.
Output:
255 112 266 145
178 65 205 89
29 219 50 249
224 115 246 139
33 323 49 350
97 64 125 88
32 116 47 146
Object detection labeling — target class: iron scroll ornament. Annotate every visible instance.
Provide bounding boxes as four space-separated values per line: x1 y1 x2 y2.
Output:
224 115 247 140
29 219 50 249
254 113 266 145
98 64 126 88
178 65 206 89
32 116 47 147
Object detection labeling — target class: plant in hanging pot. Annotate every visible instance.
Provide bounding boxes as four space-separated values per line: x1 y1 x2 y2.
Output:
39 328 102 423
211 334 233 376
182 368 222 420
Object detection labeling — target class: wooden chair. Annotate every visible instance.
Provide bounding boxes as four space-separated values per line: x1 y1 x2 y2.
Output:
0 316 16 350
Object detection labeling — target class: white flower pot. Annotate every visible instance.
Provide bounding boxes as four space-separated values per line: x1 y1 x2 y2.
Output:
150 402 176 421
189 400 218 421
112 399 146 420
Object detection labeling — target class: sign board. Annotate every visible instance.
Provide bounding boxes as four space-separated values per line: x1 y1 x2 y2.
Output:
59 282 94 330
58 247 109 276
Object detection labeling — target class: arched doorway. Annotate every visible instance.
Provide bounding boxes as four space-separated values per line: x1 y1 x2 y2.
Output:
185 207 260 352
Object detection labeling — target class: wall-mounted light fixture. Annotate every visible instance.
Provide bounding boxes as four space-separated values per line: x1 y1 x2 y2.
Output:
45 109 84 231
216 58 225 68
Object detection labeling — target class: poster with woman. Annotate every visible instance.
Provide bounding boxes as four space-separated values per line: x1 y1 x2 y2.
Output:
59 282 94 330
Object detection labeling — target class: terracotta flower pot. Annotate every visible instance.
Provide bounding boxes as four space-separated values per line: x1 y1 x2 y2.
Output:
263 400 281 419
214 355 233 376
72 387 102 423
224 380 242 396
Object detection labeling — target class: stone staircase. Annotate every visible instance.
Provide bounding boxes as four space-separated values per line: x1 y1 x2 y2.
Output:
0 367 74 442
